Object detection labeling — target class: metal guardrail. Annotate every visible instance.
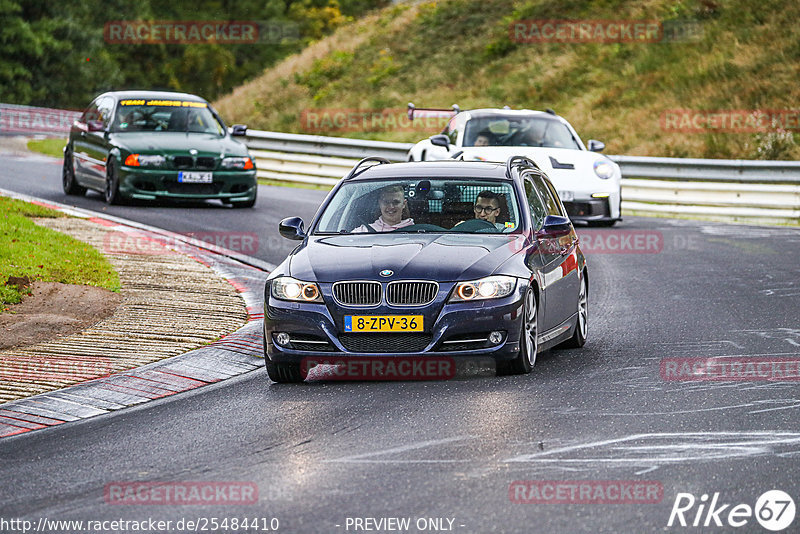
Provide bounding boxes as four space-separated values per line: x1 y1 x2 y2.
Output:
244 129 799 225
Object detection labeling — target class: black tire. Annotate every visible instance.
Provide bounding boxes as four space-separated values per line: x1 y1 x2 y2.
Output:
265 360 306 383
497 287 538 376
62 147 86 196
104 158 123 205
559 274 588 349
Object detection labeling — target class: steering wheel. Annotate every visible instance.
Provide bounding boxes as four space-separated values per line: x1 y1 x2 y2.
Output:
451 218 498 232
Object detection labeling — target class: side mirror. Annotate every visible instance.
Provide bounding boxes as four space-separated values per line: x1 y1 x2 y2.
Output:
231 124 248 136
279 216 306 241
87 120 105 132
587 139 605 152
429 134 450 149
537 215 572 238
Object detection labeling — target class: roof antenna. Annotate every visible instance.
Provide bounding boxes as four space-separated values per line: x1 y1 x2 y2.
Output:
545 108 556 115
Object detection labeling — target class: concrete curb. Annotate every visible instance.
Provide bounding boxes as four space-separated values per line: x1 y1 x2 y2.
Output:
0 192 269 438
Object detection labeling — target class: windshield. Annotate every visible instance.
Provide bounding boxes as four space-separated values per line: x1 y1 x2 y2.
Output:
111 99 225 135
315 178 521 235
464 115 581 149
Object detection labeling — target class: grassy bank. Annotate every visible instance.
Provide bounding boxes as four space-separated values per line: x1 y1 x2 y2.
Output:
0 197 120 311
27 138 66 159
214 0 800 160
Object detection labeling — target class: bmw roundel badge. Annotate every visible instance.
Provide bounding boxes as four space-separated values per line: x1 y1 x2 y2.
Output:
379 269 393 277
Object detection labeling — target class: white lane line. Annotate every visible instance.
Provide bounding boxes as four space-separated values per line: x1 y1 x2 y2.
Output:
325 435 476 463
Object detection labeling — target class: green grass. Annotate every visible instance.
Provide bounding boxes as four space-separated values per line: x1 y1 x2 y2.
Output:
27 138 66 159
0 196 120 311
214 0 800 160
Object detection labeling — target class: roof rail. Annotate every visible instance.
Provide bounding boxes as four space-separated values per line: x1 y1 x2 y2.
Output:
407 102 461 120
344 157 392 180
505 155 540 178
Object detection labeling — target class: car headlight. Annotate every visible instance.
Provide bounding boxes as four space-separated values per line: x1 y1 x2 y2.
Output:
221 157 254 170
593 160 614 180
271 277 323 303
450 276 517 302
124 154 166 167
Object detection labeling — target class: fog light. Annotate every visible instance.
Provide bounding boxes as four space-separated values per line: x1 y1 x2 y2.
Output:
275 332 291 346
489 331 503 345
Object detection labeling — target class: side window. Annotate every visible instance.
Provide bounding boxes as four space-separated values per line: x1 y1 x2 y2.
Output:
540 177 568 217
524 179 546 230
446 118 459 145
532 174 561 216
97 97 115 128
80 101 100 123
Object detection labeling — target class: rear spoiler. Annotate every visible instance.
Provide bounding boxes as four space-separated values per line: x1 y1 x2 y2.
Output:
407 102 461 121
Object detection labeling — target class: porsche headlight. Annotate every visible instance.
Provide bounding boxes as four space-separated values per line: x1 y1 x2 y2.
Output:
271 277 323 302
593 160 614 180
450 276 516 302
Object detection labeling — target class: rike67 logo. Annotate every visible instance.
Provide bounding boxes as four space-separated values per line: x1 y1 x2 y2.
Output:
668 490 795 531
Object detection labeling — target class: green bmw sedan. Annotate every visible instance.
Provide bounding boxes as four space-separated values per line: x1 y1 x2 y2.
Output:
62 91 257 207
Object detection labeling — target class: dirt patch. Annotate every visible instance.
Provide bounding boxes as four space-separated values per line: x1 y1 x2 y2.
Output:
0 282 122 350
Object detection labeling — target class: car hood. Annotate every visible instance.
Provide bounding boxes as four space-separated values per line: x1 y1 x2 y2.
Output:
288 234 523 283
458 147 620 191
110 132 248 156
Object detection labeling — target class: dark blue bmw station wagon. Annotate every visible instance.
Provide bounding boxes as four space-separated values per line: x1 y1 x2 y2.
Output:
263 156 587 383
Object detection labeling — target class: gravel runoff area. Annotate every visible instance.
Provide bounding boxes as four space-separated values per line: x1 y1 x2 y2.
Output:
0 214 249 403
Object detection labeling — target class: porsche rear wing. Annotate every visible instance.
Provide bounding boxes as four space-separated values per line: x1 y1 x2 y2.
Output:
407 102 461 121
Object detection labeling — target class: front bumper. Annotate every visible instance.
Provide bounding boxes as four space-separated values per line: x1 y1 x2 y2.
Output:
263 280 528 363
563 195 620 222
118 167 257 201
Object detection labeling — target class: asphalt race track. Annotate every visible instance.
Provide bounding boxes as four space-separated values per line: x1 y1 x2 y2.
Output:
2 153 800 533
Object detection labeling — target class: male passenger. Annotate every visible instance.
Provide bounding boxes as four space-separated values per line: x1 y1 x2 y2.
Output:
353 184 414 232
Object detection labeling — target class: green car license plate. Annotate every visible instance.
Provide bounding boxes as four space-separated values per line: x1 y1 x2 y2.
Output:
178 171 212 183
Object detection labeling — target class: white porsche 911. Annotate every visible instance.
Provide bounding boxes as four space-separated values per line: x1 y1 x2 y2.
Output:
407 105 621 226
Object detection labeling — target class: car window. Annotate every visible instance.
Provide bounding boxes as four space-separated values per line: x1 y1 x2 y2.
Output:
97 97 115 128
80 101 100 124
540 177 568 217
111 99 224 135
314 178 520 234
446 118 459 145
530 174 562 216
524 179 547 231
464 115 581 149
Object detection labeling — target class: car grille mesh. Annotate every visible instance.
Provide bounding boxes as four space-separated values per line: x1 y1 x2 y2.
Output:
338 334 432 353
387 281 438 306
333 282 381 306
172 156 217 170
